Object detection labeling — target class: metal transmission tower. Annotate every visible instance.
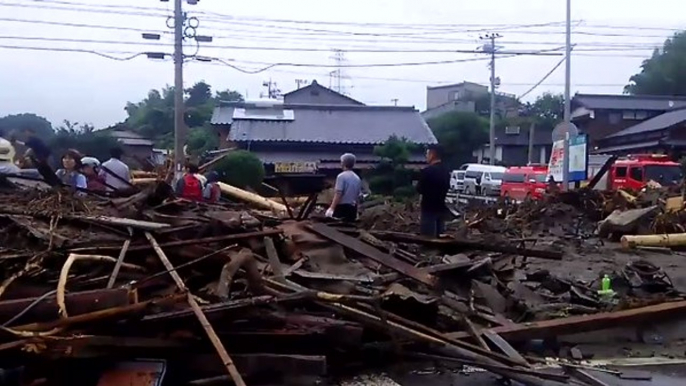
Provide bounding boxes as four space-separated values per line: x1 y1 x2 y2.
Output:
480 33 502 165
260 79 282 99
144 0 213 179
329 49 350 94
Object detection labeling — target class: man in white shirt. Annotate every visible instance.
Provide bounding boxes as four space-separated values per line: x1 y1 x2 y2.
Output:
101 147 131 192
0 137 19 175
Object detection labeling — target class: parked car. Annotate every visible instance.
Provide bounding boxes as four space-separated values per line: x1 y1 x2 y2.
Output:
450 170 466 193
463 164 506 196
500 165 549 201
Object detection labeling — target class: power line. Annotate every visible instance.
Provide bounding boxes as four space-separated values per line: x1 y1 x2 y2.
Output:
0 35 659 57
0 17 168 35
518 56 566 99
0 44 152 60
0 14 675 50
0 17 669 54
4 1 682 37
22 0 167 12
0 1 167 17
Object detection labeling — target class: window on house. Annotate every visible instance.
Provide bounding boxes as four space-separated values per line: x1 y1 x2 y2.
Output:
615 166 628 178
505 126 521 135
630 167 644 182
453 91 460 100
635 110 648 120
622 110 636 120
609 112 621 124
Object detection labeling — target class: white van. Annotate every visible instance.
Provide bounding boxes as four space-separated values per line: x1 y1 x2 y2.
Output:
449 170 466 193
463 164 507 196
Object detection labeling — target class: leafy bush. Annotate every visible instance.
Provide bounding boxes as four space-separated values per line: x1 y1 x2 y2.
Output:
367 136 418 199
213 150 265 189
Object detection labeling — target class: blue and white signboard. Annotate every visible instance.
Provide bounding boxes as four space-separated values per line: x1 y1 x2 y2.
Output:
568 134 588 182
547 134 588 182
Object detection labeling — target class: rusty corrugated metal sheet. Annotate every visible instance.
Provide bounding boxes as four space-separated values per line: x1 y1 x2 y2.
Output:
96 360 166 386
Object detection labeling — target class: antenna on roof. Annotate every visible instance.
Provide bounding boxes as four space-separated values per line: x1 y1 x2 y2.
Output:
295 79 309 89
260 78 281 100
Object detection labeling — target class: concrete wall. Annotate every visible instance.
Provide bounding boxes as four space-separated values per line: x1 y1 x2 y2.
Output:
426 83 488 110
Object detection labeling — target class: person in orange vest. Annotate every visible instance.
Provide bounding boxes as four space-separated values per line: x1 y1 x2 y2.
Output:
175 163 204 201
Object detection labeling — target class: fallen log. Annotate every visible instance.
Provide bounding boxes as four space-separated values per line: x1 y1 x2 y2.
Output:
9 294 185 333
130 178 158 186
446 299 686 342
369 231 563 260
0 288 133 325
307 223 438 287
621 233 686 249
218 182 287 214
69 229 283 253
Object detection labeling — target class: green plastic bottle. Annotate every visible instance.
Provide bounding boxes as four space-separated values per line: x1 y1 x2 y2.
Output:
601 274 611 292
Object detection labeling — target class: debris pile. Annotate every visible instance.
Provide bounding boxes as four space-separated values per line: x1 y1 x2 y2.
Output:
0 183 683 386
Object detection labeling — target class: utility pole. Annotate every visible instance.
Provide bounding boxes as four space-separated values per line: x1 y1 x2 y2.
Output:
173 0 184 178
528 122 536 164
481 33 501 165
261 79 281 99
391 98 399 106
143 0 212 179
562 0 572 190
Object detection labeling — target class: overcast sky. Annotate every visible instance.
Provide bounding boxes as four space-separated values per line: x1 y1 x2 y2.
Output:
0 0 683 128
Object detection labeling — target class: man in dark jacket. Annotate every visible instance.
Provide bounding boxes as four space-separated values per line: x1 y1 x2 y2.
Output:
416 144 450 237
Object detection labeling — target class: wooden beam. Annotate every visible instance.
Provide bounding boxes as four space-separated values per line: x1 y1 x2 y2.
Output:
145 232 246 386
307 223 438 287
70 229 282 253
447 299 686 342
107 229 133 289
370 231 563 260
0 288 133 325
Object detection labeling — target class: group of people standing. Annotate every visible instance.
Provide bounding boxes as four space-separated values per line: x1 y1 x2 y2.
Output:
175 163 221 203
327 145 450 238
54 148 131 193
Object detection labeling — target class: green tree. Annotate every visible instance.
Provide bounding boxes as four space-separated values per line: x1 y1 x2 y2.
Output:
49 121 119 161
124 83 243 146
213 150 265 189
625 31 686 95
185 81 212 108
368 136 416 198
0 113 54 139
215 89 244 102
186 127 219 156
427 111 489 169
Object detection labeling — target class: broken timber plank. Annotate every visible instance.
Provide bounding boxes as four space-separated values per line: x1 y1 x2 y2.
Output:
375 260 475 284
72 215 170 231
447 299 686 342
307 223 437 287
70 229 283 253
0 288 133 325
482 330 529 367
145 232 247 386
264 236 284 280
565 367 612 386
370 231 563 260
107 228 133 289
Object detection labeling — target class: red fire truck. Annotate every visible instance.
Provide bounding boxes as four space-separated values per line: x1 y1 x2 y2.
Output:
607 154 683 190
500 165 549 201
